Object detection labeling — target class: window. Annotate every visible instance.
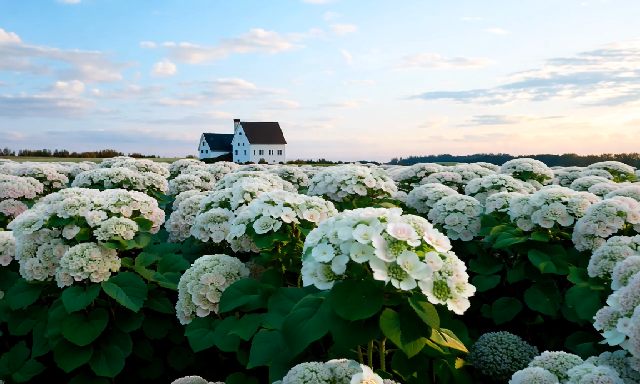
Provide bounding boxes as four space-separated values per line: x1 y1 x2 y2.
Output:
268 150 273 155
200 150 203 153
278 150 283 155
206 150 208 153
239 132 242 135
244 150 246 155
259 150 264 155
235 150 238 155
254 150 256 155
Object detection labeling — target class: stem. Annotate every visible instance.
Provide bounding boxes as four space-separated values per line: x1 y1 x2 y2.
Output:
357 346 364 365
367 340 374 369
379 339 386 371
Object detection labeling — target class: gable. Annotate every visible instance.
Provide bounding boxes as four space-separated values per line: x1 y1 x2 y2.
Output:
203 133 234 152
240 122 287 145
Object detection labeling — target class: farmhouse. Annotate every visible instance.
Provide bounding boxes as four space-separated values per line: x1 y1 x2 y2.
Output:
198 119 287 163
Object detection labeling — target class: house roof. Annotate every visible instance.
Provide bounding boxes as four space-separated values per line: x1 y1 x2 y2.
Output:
240 122 287 145
203 133 234 151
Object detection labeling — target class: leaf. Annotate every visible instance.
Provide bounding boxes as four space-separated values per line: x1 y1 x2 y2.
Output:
8 306 46 336
11 359 45 383
379 306 432 358
167 346 195 372
329 280 384 321
114 308 144 333
491 297 523 325
75 228 91 242
7 279 43 310
262 287 306 330
219 278 263 313
68 372 110 384
230 314 263 341
31 322 51 358
494 233 529 248
157 254 190 274
212 317 242 352
408 293 440 329
89 345 125 378
141 312 172 340
53 339 93 373
101 272 148 312
133 217 154 232
565 285 602 320
144 290 175 314
185 317 220 353
61 284 101 313
468 259 503 275
135 252 160 267
524 283 562 316
282 293 330 356
471 275 501 292
528 249 557 274
567 267 590 286
248 330 290 369
62 308 109 346
6 341 29 374
530 231 551 242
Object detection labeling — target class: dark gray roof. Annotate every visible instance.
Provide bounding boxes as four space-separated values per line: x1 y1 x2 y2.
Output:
203 133 234 151
240 122 287 144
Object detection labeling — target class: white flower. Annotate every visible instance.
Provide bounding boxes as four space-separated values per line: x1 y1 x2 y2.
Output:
313 242 336 262
350 365 383 384
353 224 376 244
397 250 432 280
349 242 374 263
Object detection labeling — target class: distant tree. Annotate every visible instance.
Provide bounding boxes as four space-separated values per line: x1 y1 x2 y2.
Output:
258 158 268 164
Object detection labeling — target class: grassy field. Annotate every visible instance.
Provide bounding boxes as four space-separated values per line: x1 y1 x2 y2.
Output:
1 157 187 163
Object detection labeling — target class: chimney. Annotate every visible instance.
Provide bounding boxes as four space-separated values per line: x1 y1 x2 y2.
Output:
234 119 240 133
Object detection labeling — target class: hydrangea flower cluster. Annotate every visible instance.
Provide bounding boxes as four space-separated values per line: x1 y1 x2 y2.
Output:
447 163 496 184
72 167 168 195
552 167 584 187
215 171 295 192
13 163 69 193
464 174 533 204
100 158 170 178
420 172 465 193
475 162 501 172
589 182 621 198
0 174 44 201
427 194 482 241
55 242 120 287
269 166 310 190
499 158 554 184
587 161 638 182
612 253 640 290
307 165 397 202
168 171 217 195
406 183 459 214
579 169 615 180
605 186 640 202
165 191 216 242
572 197 640 251
169 159 206 178
571 176 616 192
199 162 239 180
565 363 624 384
190 208 235 243
175 254 250 324
274 360 389 384
486 192 526 215
527 351 584 382
171 376 223 384
594 273 640 348
509 367 559 384
587 236 640 281
302 208 474 314
67 162 97 181
389 163 443 183
586 350 640 384
0 231 16 266
467 331 538 381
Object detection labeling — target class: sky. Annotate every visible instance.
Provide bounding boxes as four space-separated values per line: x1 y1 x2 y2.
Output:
1 0 640 161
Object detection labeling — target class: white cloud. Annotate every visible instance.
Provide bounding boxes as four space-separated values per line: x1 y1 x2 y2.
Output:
394 53 496 70
203 78 285 100
263 99 301 109
321 99 369 108
140 41 156 48
343 79 375 85
324 11 341 20
91 84 164 99
484 28 511 35
0 82 94 118
40 80 85 98
330 24 358 36
339 49 353 65
150 60 177 77
156 98 199 107
0 28 137 83
152 28 322 64
419 117 449 129
461 17 482 21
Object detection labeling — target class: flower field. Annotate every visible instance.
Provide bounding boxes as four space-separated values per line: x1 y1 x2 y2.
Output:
1 157 640 384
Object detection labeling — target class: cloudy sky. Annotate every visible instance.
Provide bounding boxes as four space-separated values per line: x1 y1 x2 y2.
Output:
1 0 640 161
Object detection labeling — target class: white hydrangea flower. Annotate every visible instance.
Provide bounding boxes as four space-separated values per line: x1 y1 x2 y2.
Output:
168 171 217 195
468 331 539 381
0 231 17 266
101 158 170 178
420 172 466 193
586 350 640 384
626 306 640 358
566 363 624 384
571 176 616 192
170 376 223 384
572 197 640 252
406 183 458 214
269 166 310 189
552 167 585 187
215 171 295 192
165 191 216 242
350 364 383 384
72 167 168 195
587 161 637 182
509 367 559 384
588 236 640 281
528 351 583 382
486 192 526 215
579 169 615 180
175 254 250 324
0 199 28 222
94 217 139 241
282 362 333 384
325 359 362 384
308 165 397 202
13 163 69 193
499 158 554 184
0 174 44 201
475 162 501 172
605 186 640 203
427 195 482 241
190 208 235 243
612 254 640 290
55 242 121 287
464 174 533 204
19 239 68 281
594 306 625 346
588 182 621 198
448 163 496 185
169 159 206 178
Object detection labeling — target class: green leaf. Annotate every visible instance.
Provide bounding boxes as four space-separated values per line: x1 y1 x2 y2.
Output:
528 249 557 274
507 262 527 283
329 280 384 321
524 283 562 316
89 345 125 378
7 279 43 310
135 252 161 267
491 297 523 325
565 285 602 320
11 359 45 383
62 308 109 346
133 217 154 232
157 254 190 274
432 328 469 353
282 293 330 356
144 290 175 314
167 346 195 372
114 308 144 333
62 284 101 313
567 267 590 286
8 306 46 336
530 231 551 242
5 341 29 374
53 339 93 373
494 233 529 248
262 287 306 330
380 306 431 358
185 317 220 353
248 330 290 369
75 228 91 242
212 317 242 352
468 259 503 275
219 278 263 313
141 312 172 340
471 275 501 292
408 293 440 329
101 272 148 312
133 339 153 362
31 322 51 358
230 314 263 341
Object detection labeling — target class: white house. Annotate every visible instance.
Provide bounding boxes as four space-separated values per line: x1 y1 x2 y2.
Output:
199 119 287 164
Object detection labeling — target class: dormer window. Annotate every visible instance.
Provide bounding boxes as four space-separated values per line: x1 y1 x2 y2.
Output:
239 132 242 135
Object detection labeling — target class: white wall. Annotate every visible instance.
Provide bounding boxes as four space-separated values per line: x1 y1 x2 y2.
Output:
231 126 251 163
249 144 286 164
198 134 229 159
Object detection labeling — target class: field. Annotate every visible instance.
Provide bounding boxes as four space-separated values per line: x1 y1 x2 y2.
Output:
1 158 639 384
2 156 186 163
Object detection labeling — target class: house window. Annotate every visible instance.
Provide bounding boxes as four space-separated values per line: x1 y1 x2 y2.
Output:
200 150 203 153
268 150 273 155
243 143 245 146
239 132 242 135
206 150 208 153
277 150 283 155
259 150 264 155
244 150 246 155
235 150 238 155
253 150 255 155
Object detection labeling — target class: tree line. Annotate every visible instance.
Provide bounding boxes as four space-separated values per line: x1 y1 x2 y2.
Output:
1 148 159 159
388 152 640 168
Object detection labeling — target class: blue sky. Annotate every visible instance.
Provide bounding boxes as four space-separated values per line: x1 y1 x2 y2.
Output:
1 0 640 161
